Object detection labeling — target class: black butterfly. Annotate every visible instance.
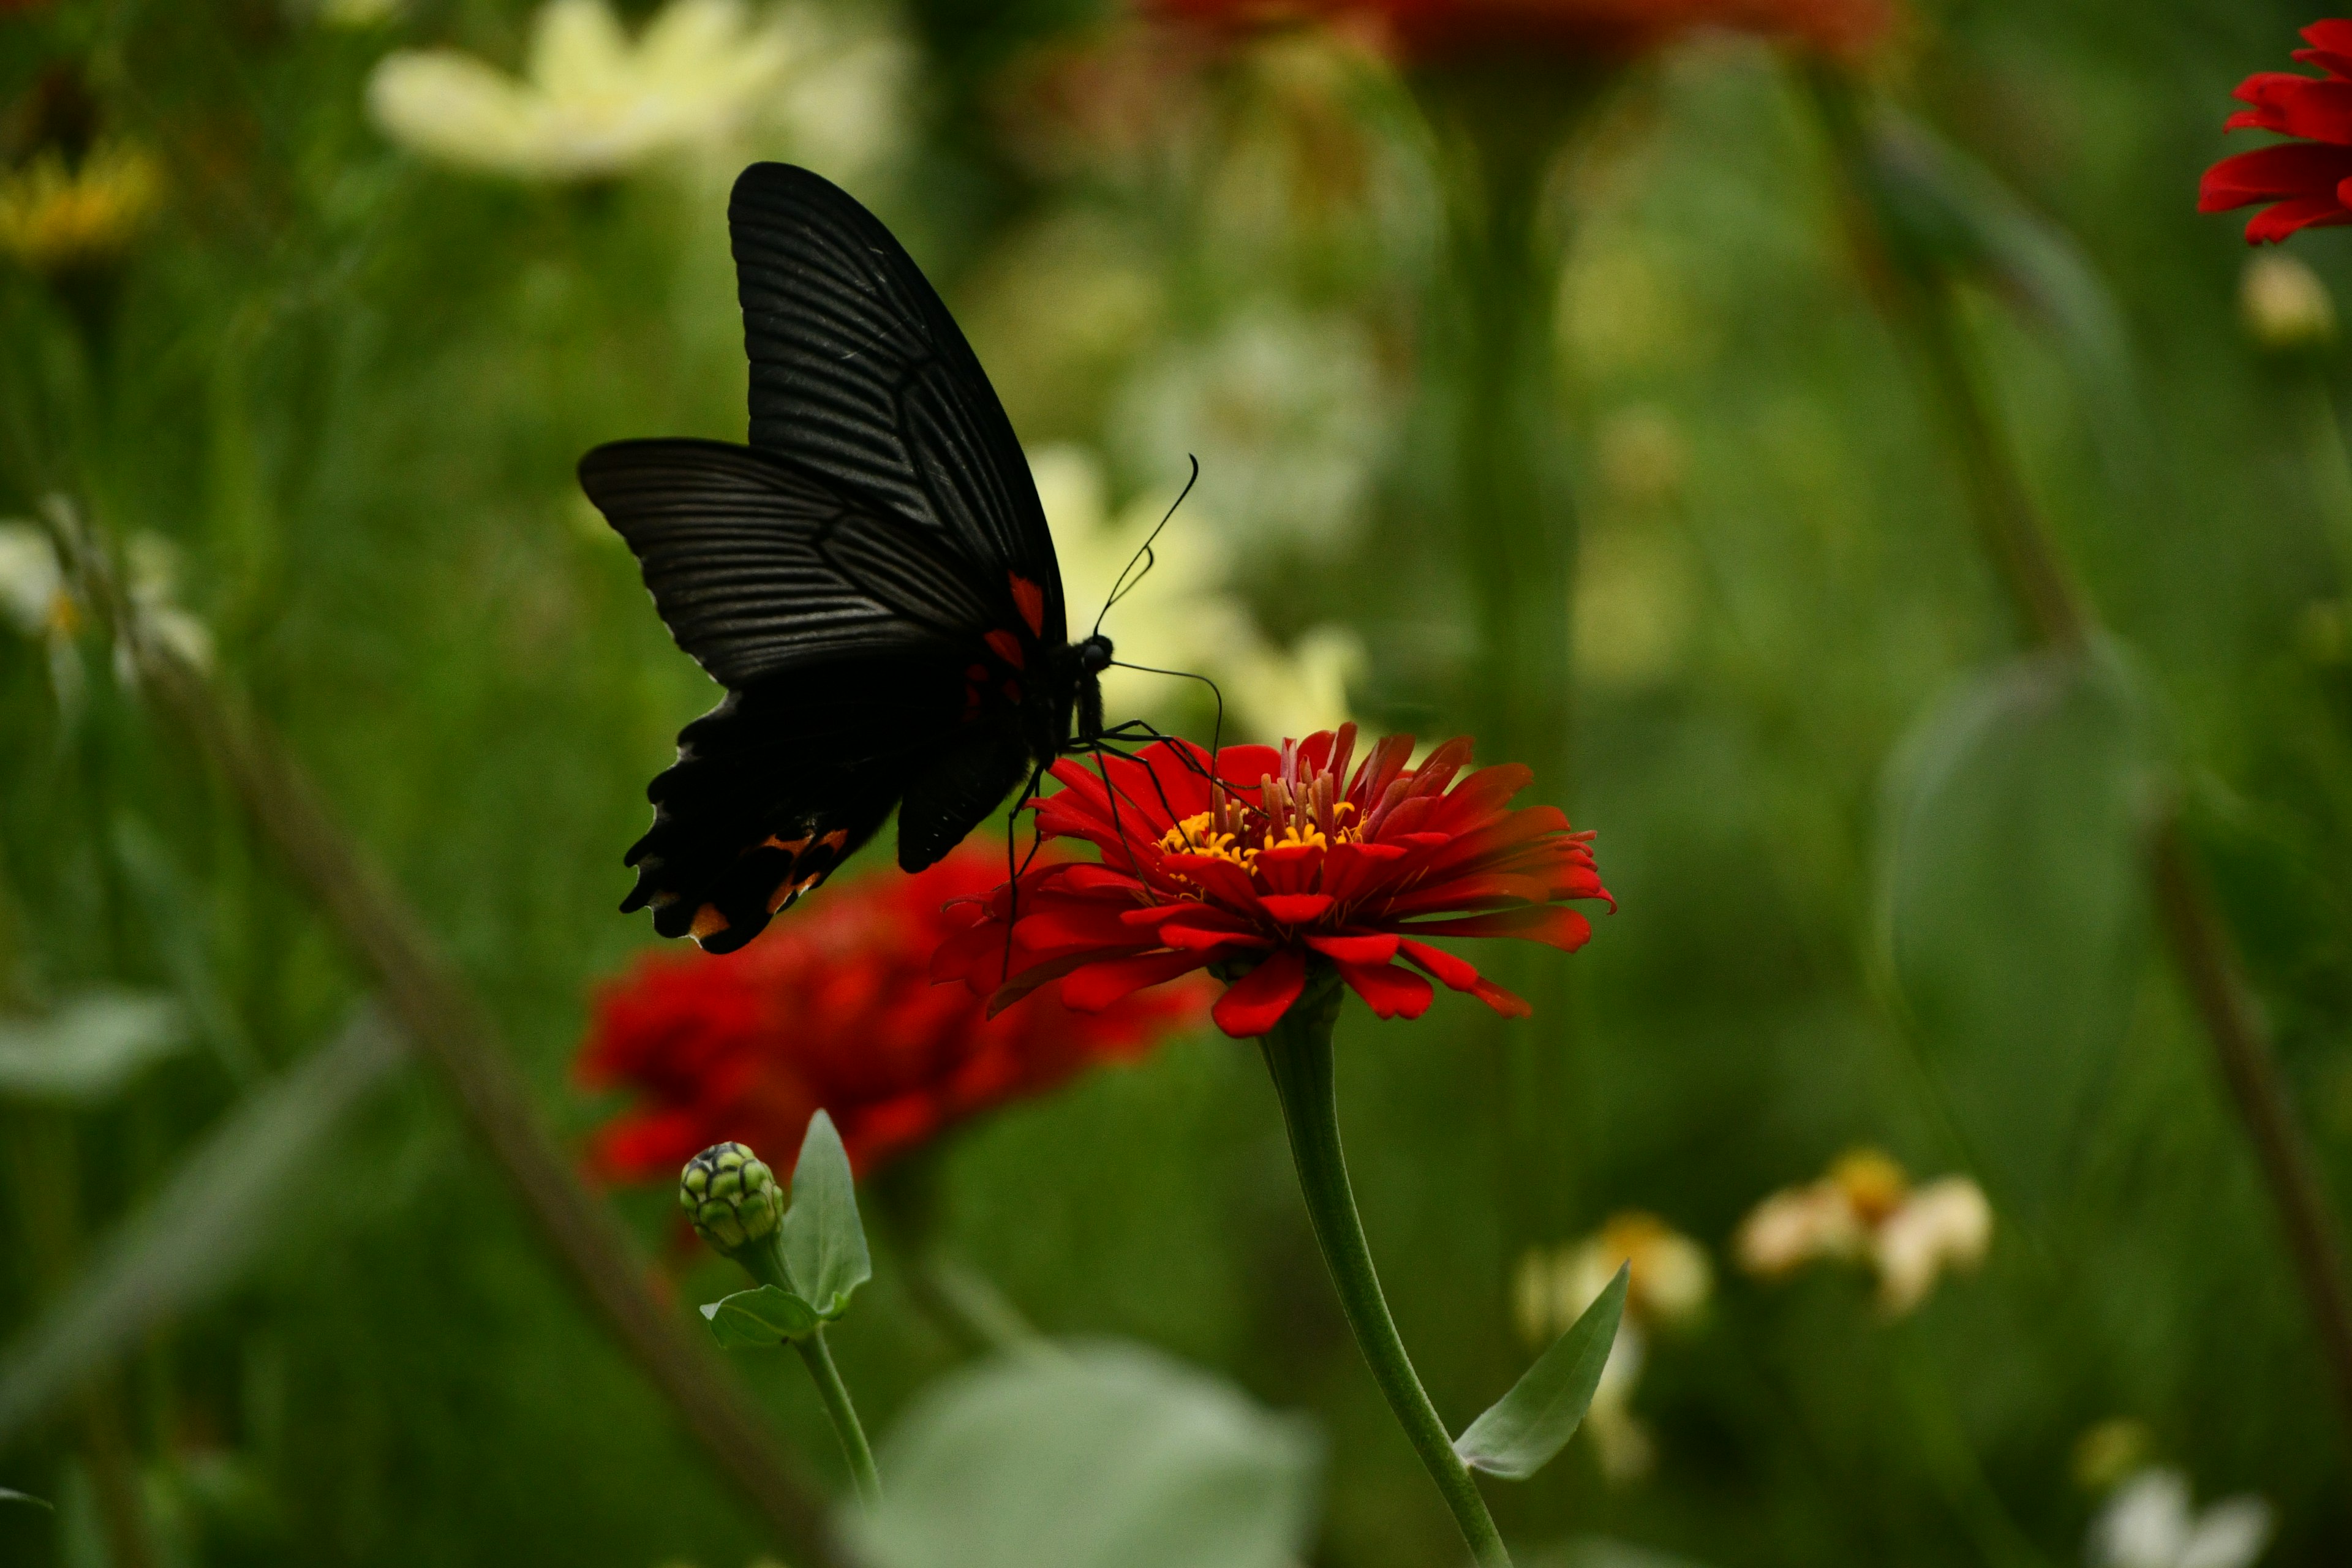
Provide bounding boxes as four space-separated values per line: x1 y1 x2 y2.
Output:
579 163 1126 955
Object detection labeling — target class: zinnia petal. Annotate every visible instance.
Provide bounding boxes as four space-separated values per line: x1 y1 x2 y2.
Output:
1060 949 1218 1012
1212 948 1308 1037
1336 959 1434 1020
1408 904 1596 951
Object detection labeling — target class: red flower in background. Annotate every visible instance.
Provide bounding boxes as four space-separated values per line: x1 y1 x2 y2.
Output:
1150 0 1893 64
2201 21 2352 244
578 844 1207 1180
933 725 1613 1039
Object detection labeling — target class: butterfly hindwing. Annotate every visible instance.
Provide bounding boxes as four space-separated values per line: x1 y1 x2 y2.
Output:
620 657 964 952
728 163 1067 648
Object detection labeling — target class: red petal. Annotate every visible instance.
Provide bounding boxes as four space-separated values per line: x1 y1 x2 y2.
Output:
1306 932 1401 964
2250 192 2352 242
1407 904 1596 951
1398 938 1531 1019
1257 892 1335 924
1336 960 1433 1020
2199 143 2352 209
1060 949 1217 1012
2304 21 2352 75
2226 73 2352 143
1211 947 1308 1037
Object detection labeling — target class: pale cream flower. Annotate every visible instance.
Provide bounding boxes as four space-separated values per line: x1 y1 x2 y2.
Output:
1034 443 1360 742
1735 1148 1992 1317
1871 1175 1991 1316
366 0 905 182
0 141 162 274
1512 1211 1711 1488
2089 1469 2272 1568
2241 252 2334 355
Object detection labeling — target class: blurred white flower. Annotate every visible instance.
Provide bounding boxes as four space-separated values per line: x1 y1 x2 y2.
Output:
366 0 906 183
117 532 213 680
2089 1469 2272 1568
1112 305 1393 556
1735 1148 1992 1317
0 518 85 714
0 521 71 640
1512 1212 1711 1487
1035 443 1360 742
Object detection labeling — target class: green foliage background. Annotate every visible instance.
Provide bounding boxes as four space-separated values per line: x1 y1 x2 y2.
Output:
2 0 2350 1564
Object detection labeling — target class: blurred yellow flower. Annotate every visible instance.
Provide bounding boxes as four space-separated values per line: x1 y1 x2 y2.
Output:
2239 252 2334 354
366 0 903 182
1512 1210 1711 1485
1735 1147 1991 1316
0 141 162 274
1033 443 1363 742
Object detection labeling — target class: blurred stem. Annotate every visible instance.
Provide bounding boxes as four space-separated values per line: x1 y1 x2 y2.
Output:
36 500 861 1567
2294 377 2352 586
1809 71 2352 1448
794 1330 881 1510
1260 973 1513 1568
3 1114 157 1568
1419 67 1603 1281
869 1150 1047 1358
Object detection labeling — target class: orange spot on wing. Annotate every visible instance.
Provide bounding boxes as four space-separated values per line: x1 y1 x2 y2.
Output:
984 628 1027 669
1009 573 1046 637
818 829 848 853
761 834 812 856
690 905 729 940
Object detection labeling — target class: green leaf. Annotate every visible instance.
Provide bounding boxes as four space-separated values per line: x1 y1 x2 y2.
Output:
778 1110 870 1320
0 1487 51 1511
0 991 187 1104
851 1343 1320 1568
1453 1264 1627 1482
0 1008 406 1446
1877 646 2158 1218
701 1285 821 1348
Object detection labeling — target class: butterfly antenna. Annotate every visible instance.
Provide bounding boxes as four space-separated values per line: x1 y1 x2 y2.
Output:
1091 456 1199 639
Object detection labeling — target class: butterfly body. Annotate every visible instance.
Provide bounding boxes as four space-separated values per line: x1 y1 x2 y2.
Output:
581 164 1113 953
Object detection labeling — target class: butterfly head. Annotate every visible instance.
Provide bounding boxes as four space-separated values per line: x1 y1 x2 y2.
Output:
1072 633 1113 742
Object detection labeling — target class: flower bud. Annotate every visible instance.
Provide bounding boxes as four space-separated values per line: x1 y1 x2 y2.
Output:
2241 253 2336 354
679 1141 780 1257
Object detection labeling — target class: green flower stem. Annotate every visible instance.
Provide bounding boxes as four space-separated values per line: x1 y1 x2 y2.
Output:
741 1243 881 1508
1259 976 1512 1568
795 1329 882 1510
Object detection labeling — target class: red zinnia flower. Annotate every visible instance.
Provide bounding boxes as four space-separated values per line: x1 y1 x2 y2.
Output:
2200 21 2352 244
1150 0 1893 65
576 843 1207 1180
932 725 1613 1039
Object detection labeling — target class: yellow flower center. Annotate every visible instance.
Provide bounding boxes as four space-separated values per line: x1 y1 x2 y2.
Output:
1155 798 1359 878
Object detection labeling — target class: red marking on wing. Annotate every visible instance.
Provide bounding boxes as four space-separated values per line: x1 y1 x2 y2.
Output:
1009 573 1046 638
984 628 1027 669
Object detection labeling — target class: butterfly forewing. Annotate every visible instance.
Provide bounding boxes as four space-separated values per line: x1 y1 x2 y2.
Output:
728 163 1067 647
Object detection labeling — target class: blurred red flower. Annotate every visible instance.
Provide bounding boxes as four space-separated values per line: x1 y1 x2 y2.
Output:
577 843 1207 1180
932 725 1613 1039
2200 21 2352 244
1148 0 1893 63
